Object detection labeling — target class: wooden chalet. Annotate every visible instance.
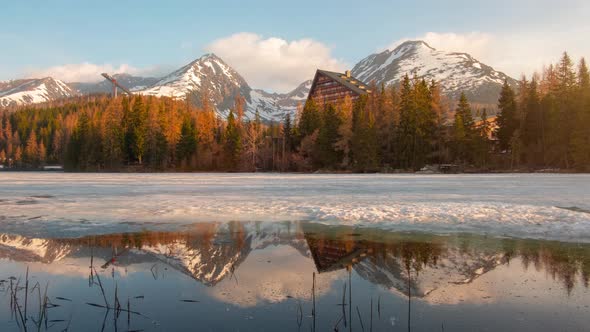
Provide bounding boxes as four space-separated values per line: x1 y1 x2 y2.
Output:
301 223 374 273
307 69 372 106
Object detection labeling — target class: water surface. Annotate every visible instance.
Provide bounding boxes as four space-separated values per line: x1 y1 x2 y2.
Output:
1 222 589 331
0 173 589 331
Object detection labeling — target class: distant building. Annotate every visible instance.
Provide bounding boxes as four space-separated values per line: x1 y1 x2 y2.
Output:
307 69 372 106
42 165 64 171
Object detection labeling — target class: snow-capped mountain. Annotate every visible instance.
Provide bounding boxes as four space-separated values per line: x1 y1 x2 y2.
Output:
0 233 77 263
353 247 507 299
0 77 77 108
0 222 310 287
71 73 160 94
1 42 516 115
249 80 311 121
138 54 308 122
140 53 252 113
352 40 517 105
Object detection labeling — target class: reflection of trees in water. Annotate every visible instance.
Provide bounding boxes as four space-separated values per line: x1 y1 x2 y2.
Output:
2 222 589 294
508 241 590 294
303 224 590 296
57 223 221 250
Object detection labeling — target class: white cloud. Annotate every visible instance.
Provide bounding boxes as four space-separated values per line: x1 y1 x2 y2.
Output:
206 32 348 92
388 31 590 79
24 63 162 83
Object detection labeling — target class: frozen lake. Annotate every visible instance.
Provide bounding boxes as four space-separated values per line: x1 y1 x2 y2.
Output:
0 172 589 241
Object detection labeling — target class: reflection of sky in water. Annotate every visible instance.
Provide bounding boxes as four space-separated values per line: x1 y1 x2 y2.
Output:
0 222 589 331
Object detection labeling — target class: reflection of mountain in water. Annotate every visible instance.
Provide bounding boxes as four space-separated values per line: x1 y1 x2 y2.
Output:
1 223 589 295
303 225 498 296
0 222 310 286
301 224 590 297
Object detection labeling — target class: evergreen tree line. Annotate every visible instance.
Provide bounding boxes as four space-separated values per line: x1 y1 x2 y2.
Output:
0 52 588 172
290 76 489 172
291 52 590 172
0 94 280 171
496 52 590 170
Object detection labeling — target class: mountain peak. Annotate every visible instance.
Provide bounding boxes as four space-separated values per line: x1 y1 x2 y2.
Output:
200 53 220 60
190 53 227 67
393 40 435 52
352 42 517 105
140 53 252 117
0 77 77 108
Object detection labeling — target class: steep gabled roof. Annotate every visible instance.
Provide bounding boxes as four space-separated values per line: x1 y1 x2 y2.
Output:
308 70 372 101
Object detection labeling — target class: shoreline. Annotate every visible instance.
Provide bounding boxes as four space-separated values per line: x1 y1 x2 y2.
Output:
0 169 588 174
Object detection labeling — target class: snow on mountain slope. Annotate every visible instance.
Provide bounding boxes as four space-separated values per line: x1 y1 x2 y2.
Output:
1 41 517 117
0 233 72 262
0 222 311 287
354 247 506 300
352 40 517 105
249 80 311 121
138 54 309 122
140 53 253 114
0 77 77 108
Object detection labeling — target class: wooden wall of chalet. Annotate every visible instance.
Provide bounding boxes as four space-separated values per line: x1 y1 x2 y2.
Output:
309 73 361 106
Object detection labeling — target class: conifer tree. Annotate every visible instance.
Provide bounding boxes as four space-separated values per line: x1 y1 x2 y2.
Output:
351 95 378 172
334 96 354 168
129 96 148 164
51 129 64 164
429 80 449 164
14 146 22 167
522 77 545 165
413 79 436 168
557 52 577 92
144 99 169 169
397 74 415 168
474 109 491 168
176 116 197 168
315 104 342 168
25 130 39 167
224 111 242 170
451 93 475 164
244 112 263 170
375 82 394 165
38 141 47 165
578 58 590 89
102 103 124 169
282 113 293 152
66 112 91 170
495 81 518 151
571 58 590 170
298 99 321 138
553 52 577 168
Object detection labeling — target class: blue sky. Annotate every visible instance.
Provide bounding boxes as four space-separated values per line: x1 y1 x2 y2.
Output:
2 0 589 91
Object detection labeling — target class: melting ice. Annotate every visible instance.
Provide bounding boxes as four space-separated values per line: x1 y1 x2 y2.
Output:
0 173 589 242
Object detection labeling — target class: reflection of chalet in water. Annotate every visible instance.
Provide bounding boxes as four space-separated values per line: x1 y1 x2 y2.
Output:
304 232 370 273
307 70 372 106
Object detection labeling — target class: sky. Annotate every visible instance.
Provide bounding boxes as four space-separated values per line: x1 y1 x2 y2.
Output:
1 0 589 92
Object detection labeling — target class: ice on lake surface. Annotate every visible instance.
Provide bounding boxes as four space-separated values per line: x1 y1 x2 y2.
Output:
0 172 589 241
1 173 589 331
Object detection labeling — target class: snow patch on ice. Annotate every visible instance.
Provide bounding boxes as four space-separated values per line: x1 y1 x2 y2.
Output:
0 173 589 243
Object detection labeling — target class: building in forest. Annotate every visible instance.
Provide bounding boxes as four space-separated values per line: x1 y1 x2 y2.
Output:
307 69 372 106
